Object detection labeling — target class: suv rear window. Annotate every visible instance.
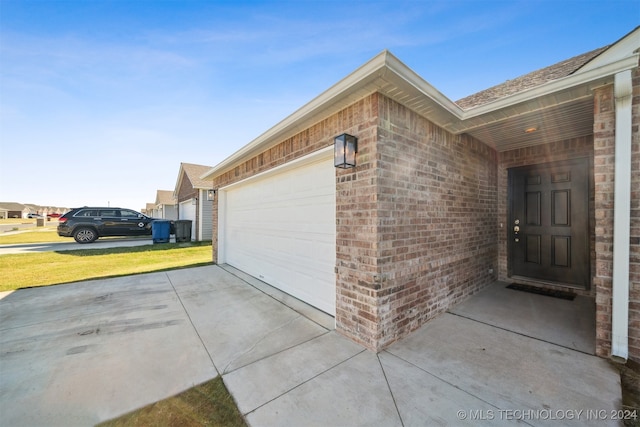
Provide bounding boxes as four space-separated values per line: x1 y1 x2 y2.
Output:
120 209 141 219
75 209 98 217
99 210 119 217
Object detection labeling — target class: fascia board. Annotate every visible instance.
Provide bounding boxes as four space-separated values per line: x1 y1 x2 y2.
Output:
202 50 638 181
458 55 639 121
201 50 463 180
381 52 465 118
201 51 392 180
578 26 639 72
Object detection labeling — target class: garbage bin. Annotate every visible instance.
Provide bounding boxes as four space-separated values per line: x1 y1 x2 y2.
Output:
174 220 192 242
36 218 45 227
151 220 171 244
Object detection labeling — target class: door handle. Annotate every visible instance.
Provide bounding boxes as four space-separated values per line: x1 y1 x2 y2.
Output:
514 219 520 242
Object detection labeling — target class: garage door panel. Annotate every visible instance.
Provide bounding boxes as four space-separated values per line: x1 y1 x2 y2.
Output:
223 155 336 315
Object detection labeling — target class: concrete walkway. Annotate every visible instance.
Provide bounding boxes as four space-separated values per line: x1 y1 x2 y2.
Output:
0 237 166 255
0 265 621 426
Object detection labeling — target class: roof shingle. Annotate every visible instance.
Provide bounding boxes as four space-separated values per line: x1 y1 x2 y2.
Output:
180 163 214 189
455 45 609 109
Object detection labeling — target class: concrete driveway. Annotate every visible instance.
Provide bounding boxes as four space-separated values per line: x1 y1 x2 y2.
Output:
0 265 621 426
0 237 165 255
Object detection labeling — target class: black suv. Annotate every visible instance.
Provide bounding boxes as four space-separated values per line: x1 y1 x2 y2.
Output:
57 207 171 243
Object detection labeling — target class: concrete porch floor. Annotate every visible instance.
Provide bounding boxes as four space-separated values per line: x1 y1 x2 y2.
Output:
0 265 620 426
448 281 596 354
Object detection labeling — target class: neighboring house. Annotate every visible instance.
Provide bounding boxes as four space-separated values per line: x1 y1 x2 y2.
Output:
174 163 214 241
24 204 39 215
0 203 30 219
0 207 7 219
143 203 155 216
42 206 67 216
203 28 640 362
152 190 178 220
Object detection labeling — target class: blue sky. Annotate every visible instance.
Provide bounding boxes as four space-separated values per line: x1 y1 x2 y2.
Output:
1 0 638 210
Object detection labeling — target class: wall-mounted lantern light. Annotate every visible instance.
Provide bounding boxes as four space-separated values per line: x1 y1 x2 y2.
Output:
206 189 216 201
334 133 358 169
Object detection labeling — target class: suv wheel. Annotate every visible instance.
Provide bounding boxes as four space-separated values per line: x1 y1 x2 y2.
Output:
73 227 98 243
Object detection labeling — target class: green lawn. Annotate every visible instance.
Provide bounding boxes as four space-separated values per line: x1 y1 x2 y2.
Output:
0 229 69 244
0 242 213 291
97 377 246 427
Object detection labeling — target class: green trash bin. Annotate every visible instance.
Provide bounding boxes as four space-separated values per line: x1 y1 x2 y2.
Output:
175 220 192 242
151 220 171 244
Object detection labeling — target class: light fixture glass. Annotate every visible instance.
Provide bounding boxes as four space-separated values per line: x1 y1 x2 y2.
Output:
206 189 216 201
334 133 358 168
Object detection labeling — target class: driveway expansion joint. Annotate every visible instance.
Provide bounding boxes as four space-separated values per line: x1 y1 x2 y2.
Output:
166 272 219 375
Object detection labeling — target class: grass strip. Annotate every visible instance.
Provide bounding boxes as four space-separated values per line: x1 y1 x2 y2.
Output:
97 377 246 427
0 229 67 244
0 242 212 291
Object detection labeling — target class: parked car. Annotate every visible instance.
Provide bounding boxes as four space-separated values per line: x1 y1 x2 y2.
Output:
27 213 43 218
57 207 174 243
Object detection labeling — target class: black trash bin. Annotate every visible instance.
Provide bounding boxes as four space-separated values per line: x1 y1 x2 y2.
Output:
151 220 171 244
175 220 192 242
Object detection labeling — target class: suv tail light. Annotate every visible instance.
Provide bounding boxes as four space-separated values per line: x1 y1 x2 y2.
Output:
58 217 68 223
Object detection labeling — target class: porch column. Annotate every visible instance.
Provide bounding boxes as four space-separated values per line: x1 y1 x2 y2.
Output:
611 69 632 361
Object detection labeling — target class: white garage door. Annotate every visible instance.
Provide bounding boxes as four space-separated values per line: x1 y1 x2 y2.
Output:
221 151 336 315
179 200 196 240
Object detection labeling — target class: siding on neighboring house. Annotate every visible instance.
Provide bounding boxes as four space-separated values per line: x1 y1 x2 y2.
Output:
154 190 177 220
174 163 214 241
199 189 213 241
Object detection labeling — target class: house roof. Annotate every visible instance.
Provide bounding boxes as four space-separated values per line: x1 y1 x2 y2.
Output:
203 27 639 180
0 202 27 211
175 163 213 193
155 190 175 205
455 46 609 109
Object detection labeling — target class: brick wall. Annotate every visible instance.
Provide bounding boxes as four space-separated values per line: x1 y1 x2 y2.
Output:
497 137 595 297
207 83 639 357
593 62 640 362
210 92 498 351
211 94 379 268
336 94 499 350
177 173 197 203
630 64 640 361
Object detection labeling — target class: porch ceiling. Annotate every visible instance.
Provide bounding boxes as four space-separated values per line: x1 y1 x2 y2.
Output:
373 52 633 152
460 98 595 152
373 77 599 152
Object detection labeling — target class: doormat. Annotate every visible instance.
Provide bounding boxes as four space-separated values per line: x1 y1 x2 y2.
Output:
506 283 576 301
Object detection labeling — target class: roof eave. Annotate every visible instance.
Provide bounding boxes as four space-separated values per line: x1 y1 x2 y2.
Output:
201 51 463 180
457 54 638 123
202 46 638 181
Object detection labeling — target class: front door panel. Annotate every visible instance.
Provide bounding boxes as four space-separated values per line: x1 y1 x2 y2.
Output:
509 159 589 288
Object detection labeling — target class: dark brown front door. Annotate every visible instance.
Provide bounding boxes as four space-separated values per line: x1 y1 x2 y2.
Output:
508 159 589 288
